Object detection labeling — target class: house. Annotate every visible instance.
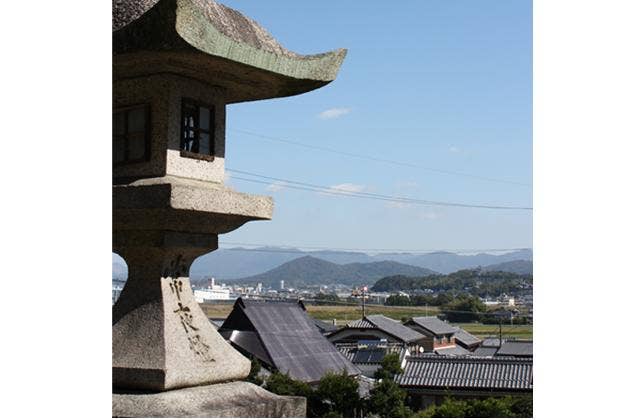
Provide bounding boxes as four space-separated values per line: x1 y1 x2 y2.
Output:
495 340 533 358
404 316 475 354
396 354 533 409
327 315 430 351
218 298 359 383
335 341 410 378
472 338 533 358
452 327 482 351
312 318 339 336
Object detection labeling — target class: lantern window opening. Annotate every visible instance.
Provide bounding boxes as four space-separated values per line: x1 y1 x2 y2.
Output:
113 104 150 165
180 98 215 161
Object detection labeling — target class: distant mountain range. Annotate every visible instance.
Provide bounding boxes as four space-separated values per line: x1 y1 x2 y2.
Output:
227 256 438 288
113 247 533 280
482 259 533 275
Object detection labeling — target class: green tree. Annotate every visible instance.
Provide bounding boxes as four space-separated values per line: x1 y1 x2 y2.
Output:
246 356 263 386
368 378 411 417
314 371 361 418
414 397 469 418
386 294 413 306
443 295 487 322
374 354 403 381
509 396 533 417
264 371 312 399
466 397 514 417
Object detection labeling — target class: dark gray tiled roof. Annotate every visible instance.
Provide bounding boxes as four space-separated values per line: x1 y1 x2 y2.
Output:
407 317 457 336
396 355 532 391
452 328 482 347
473 347 498 357
220 298 359 383
312 318 338 333
365 315 426 344
347 318 377 329
495 340 533 357
434 345 471 356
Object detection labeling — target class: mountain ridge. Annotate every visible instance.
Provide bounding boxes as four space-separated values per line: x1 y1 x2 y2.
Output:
226 255 438 288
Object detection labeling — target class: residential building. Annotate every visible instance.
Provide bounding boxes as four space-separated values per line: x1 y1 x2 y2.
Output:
218 298 359 383
327 315 430 351
403 316 459 352
396 354 533 409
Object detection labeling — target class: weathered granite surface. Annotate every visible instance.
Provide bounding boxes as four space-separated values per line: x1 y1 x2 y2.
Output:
113 0 347 103
113 381 306 417
113 270 251 391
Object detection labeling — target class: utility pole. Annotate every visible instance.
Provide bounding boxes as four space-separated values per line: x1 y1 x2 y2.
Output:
361 285 367 319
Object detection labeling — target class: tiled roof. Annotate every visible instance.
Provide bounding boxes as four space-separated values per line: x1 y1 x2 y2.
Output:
495 340 533 357
473 347 498 357
365 315 426 344
434 345 471 356
396 354 532 391
219 298 359 383
407 317 457 335
312 318 339 334
452 328 482 347
347 318 378 329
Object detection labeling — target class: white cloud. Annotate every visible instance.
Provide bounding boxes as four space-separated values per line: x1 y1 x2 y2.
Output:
318 107 351 120
266 181 286 192
320 183 368 196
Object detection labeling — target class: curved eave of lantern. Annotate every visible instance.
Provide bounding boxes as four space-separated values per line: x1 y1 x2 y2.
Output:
113 0 347 104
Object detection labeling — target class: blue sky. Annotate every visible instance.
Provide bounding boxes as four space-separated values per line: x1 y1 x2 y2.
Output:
219 0 532 252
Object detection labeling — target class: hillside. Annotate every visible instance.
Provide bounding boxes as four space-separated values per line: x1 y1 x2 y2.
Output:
228 256 437 288
482 259 533 275
371 269 533 294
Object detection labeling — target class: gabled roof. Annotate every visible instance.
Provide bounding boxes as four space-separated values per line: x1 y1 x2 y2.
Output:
406 316 457 336
396 355 532 391
364 315 426 344
434 345 471 356
219 298 359 383
452 327 482 347
495 340 533 358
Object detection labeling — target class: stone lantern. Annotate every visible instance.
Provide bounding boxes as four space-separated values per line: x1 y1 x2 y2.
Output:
112 0 346 416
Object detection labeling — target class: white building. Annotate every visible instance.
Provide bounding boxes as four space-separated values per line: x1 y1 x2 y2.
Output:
193 277 231 302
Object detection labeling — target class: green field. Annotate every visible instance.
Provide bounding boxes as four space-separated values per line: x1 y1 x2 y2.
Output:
199 302 532 339
200 303 441 323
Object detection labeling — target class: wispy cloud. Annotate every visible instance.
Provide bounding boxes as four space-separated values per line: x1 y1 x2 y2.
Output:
449 146 461 153
320 183 368 196
318 107 351 120
266 181 287 192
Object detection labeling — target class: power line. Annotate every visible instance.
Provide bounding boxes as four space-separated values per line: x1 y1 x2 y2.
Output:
227 168 533 211
230 128 532 188
218 241 530 254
